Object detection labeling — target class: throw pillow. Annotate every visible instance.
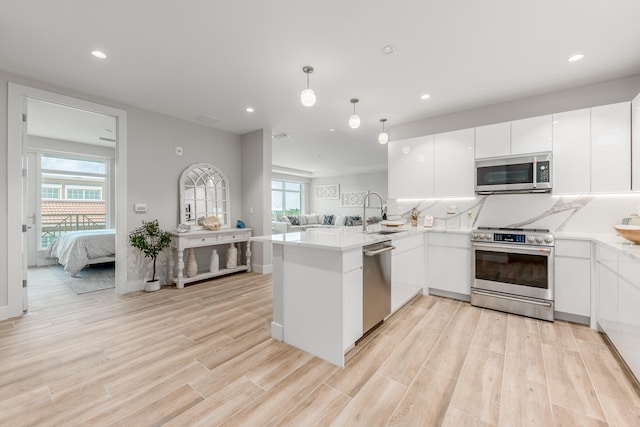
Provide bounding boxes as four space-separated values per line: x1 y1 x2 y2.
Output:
298 215 307 225
281 216 290 223
306 215 318 224
323 214 334 225
287 216 300 225
334 215 346 226
346 215 361 226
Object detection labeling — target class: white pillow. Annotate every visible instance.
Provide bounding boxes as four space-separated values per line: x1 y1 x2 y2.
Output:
306 215 318 224
317 214 323 224
281 216 290 223
334 215 346 226
298 215 307 225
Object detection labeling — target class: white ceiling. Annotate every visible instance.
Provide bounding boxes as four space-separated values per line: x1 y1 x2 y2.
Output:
2 1 640 176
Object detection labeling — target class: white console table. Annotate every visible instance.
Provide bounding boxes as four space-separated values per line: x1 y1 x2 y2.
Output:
169 228 252 288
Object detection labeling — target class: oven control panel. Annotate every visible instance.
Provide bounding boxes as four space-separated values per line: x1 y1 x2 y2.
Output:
471 227 554 246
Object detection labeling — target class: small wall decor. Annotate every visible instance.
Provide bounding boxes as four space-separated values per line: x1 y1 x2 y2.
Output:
341 191 369 207
315 184 340 200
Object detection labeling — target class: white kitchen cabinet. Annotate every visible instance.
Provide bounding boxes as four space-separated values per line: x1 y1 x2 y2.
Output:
411 135 435 198
475 122 510 159
511 115 552 155
391 234 424 312
434 128 475 198
427 232 471 300
591 102 631 193
388 138 413 199
552 109 591 194
632 93 640 190
554 239 591 321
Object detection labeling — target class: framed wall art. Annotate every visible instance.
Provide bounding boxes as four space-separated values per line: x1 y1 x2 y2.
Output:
315 184 340 200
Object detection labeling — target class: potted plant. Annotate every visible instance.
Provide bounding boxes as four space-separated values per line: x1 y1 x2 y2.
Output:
129 219 172 292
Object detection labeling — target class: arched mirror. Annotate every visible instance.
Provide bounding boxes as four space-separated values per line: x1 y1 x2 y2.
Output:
179 163 230 229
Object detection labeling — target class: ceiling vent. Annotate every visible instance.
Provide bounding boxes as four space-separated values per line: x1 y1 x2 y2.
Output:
194 114 219 124
272 132 291 139
99 136 116 142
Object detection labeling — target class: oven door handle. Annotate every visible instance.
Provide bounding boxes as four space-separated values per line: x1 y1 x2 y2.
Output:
471 289 552 307
471 242 552 254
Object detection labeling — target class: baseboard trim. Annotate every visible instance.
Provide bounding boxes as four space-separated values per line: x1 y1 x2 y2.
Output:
252 264 273 274
271 321 283 340
555 311 590 325
428 288 471 302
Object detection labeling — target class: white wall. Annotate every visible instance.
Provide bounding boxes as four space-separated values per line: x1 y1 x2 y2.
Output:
391 74 640 140
242 129 272 273
310 171 388 217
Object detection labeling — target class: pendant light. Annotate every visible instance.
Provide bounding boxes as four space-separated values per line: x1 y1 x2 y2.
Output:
349 98 360 129
300 66 316 107
378 118 389 144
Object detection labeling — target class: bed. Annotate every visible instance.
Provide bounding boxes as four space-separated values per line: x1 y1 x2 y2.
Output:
45 229 116 277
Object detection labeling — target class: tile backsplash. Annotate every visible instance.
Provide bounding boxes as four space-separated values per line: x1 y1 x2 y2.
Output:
388 194 640 233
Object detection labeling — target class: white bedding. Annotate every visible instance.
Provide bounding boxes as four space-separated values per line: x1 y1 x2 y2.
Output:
46 229 116 276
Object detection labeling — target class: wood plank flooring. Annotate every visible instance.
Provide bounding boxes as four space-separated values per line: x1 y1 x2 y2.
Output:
1 267 639 426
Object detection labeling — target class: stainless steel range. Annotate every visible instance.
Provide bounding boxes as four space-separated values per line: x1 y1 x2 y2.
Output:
470 227 555 321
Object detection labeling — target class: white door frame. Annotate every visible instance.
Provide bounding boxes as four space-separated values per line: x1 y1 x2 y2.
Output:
4 83 128 320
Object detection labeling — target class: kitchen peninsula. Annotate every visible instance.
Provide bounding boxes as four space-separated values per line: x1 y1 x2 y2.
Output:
254 226 426 367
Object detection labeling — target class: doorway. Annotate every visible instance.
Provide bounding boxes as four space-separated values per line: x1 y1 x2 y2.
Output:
5 83 128 319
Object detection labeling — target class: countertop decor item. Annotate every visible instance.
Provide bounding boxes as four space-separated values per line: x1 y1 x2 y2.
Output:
236 219 245 229
128 219 172 291
614 224 640 244
202 216 221 230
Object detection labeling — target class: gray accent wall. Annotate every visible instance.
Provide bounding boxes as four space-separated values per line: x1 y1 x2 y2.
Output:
310 171 388 217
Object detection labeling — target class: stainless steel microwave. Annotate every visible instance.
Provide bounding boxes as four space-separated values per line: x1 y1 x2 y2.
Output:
475 152 552 194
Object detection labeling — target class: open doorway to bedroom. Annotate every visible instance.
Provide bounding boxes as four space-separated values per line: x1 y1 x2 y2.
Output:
6 83 127 319
25 99 118 302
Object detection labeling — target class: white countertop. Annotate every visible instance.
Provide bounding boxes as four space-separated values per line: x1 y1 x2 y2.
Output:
556 231 640 260
252 225 469 251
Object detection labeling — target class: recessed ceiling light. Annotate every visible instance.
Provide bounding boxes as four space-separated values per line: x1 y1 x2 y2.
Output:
245 107 254 113
568 53 584 62
381 45 395 55
420 94 431 100
328 128 336 132
91 50 107 59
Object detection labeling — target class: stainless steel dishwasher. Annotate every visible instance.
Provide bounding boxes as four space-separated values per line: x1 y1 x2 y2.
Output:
362 240 394 334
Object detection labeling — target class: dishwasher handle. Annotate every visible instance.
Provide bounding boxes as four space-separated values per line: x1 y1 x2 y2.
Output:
364 245 396 256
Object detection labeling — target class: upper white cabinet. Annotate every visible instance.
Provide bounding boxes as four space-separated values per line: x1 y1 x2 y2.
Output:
434 128 475 197
388 138 413 199
511 115 553 155
475 122 510 158
591 102 631 193
552 108 591 194
632 93 640 191
388 135 434 199
411 135 435 199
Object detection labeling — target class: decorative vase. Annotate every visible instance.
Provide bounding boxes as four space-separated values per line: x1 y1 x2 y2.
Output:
226 243 238 269
185 248 198 277
209 249 219 273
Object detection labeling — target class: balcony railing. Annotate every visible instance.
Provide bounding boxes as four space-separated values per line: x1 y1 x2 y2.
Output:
41 214 106 248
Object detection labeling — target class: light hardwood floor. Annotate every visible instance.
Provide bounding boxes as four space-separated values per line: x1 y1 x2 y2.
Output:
2 269 639 426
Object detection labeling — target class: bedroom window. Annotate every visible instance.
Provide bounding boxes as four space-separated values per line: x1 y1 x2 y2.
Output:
40 154 108 248
272 180 302 219
41 185 61 200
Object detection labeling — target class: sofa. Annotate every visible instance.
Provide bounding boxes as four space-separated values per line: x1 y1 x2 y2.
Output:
271 213 379 234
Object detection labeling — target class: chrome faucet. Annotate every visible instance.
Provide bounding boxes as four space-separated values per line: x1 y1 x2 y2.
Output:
362 191 384 232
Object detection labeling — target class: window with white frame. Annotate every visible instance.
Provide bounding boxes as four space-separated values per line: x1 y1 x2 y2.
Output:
66 185 102 200
41 184 61 200
271 180 302 219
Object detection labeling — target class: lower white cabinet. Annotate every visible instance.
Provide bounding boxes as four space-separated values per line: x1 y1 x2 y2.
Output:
554 239 591 321
427 232 471 299
391 235 424 312
595 243 640 379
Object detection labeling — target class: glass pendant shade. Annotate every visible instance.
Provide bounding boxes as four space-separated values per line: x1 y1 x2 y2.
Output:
300 88 316 107
378 132 389 144
349 114 361 129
